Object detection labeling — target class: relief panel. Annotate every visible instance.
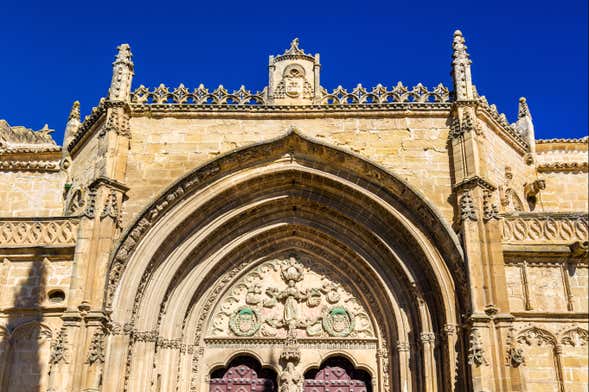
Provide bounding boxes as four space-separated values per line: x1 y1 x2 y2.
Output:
527 266 567 312
505 265 526 312
208 255 375 339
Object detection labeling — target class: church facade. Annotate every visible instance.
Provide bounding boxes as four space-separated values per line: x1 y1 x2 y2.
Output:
0 33 587 392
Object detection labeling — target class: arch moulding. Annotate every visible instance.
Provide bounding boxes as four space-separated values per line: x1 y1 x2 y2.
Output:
101 128 469 392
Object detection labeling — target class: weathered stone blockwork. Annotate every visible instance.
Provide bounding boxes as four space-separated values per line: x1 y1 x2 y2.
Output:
0 35 587 391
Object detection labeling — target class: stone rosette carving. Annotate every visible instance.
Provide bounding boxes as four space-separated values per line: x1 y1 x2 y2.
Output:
209 255 374 339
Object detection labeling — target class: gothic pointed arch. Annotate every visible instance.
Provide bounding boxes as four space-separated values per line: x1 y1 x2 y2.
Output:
101 129 468 392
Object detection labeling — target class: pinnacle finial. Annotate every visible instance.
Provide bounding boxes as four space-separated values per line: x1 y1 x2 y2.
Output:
68 101 80 122
109 43 135 102
282 37 306 56
114 43 133 68
518 97 531 119
451 29 474 100
452 30 470 63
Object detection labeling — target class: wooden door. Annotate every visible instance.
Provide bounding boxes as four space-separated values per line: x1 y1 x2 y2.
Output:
210 357 276 392
304 357 370 392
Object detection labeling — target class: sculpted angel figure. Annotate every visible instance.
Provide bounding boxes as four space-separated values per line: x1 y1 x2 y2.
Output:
263 256 310 331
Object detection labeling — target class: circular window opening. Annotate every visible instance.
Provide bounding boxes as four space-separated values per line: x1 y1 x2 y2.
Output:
48 290 66 303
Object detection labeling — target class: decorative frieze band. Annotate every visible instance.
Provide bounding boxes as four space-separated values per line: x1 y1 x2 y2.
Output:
130 82 451 106
537 162 588 173
501 213 588 243
0 159 60 172
0 218 79 246
204 337 378 350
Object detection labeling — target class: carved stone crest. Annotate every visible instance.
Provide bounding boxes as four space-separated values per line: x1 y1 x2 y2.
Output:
274 64 313 100
229 306 261 336
323 306 355 337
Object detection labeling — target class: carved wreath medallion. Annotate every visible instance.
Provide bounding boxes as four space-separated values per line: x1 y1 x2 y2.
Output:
229 306 261 336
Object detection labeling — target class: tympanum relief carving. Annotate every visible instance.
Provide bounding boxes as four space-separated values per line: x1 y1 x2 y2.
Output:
208 255 375 339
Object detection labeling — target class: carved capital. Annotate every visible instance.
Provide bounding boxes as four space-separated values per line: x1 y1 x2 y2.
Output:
420 332 436 344
396 341 410 352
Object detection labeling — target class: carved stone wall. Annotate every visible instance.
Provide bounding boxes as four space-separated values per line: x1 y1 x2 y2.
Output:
0 171 66 217
0 36 588 392
123 115 455 228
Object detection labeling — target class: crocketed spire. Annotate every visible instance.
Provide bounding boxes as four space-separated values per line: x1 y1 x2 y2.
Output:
109 43 135 102
68 101 80 122
451 30 475 100
518 97 531 119
113 43 134 69
515 97 536 153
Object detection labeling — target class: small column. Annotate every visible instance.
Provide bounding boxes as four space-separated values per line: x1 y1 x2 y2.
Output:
420 332 438 392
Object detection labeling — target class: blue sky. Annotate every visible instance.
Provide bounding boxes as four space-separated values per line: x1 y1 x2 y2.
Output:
1 0 587 144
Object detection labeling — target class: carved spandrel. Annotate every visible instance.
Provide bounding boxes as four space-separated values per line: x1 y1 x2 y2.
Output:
209 255 374 339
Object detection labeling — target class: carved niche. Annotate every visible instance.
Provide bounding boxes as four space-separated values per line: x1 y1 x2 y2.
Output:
208 255 375 339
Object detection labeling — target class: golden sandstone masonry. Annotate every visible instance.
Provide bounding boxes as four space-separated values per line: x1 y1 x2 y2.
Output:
0 33 587 391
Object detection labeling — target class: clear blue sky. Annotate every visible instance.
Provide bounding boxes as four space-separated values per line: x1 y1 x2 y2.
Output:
1 0 587 144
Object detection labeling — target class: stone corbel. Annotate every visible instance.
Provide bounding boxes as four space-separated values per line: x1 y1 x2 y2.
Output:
523 179 545 211
570 240 588 258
